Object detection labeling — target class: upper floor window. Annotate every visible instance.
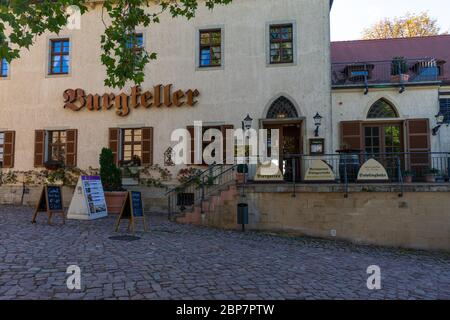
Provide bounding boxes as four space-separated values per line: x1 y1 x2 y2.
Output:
199 29 222 68
269 24 294 64
126 33 144 51
49 39 70 75
440 98 450 124
1 58 9 78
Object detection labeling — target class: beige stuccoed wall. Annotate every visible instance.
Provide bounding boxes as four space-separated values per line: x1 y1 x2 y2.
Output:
205 186 450 252
331 87 449 153
0 0 332 172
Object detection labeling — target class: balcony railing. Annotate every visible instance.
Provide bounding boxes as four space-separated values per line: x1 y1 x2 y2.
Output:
332 58 442 87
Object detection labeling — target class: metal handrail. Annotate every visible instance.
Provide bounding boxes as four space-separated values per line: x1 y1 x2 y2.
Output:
165 163 219 196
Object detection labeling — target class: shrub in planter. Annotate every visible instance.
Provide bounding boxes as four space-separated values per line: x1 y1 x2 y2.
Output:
99 148 127 214
237 164 249 173
402 170 414 183
44 160 64 171
424 168 440 183
391 57 410 82
236 164 248 184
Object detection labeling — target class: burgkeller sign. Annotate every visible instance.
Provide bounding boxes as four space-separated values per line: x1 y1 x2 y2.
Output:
63 85 200 117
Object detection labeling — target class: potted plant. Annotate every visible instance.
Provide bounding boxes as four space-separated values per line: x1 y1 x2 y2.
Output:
402 170 414 183
236 164 248 184
391 57 410 83
424 168 440 183
44 160 64 171
99 148 127 214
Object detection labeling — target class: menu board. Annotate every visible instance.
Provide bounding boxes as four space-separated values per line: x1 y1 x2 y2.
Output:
131 191 144 217
115 191 148 233
46 186 63 211
32 186 65 225
81 176 107 216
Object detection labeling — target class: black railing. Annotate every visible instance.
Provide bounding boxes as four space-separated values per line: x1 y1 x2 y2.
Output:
166 164 238 218
283 152 450 183
166 152 450 215
332 58 441 87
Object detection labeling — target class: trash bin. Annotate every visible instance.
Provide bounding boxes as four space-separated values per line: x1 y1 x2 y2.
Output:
237 203 249 225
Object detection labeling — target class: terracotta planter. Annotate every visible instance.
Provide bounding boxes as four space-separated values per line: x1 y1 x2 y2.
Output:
236 173 246 184
391 74 410 83
104 191 128 214
403 176 413 183
424 174 436 183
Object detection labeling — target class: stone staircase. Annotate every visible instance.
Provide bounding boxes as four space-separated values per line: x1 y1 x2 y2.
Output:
173 183 239 226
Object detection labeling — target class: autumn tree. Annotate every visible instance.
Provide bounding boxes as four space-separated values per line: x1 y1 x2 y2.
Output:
0 0 233 88
362 12 444 40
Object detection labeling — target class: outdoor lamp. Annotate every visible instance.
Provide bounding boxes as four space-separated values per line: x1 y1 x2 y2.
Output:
242 114 253 131
432 112 445 136
313 112 323 137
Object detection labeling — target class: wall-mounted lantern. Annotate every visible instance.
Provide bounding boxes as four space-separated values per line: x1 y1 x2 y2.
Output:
313 112 323 137
242 114 253 131
432 112 445 136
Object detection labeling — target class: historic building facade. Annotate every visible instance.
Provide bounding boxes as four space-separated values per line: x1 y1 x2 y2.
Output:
331 36 450 179
0 0 332 174
0 0 449 182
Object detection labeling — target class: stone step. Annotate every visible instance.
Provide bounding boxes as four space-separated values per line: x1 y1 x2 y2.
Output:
175 181 239 225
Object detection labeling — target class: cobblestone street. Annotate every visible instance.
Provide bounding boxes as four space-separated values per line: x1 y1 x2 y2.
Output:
0 206 449 300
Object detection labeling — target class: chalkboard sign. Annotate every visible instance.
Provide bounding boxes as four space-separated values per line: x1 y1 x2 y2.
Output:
32 186 65 225
115 191 147 233
131 191 144 217
47 186 63 211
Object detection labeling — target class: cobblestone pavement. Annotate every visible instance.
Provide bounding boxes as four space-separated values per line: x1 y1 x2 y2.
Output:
0 206 449 300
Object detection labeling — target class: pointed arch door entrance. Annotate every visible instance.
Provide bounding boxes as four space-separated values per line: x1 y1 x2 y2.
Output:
262 96 304 181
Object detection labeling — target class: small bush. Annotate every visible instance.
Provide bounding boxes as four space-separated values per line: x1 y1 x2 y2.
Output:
99 148 123 191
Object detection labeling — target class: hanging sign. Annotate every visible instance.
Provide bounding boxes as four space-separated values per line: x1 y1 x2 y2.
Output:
357 159 389 181
32 186 65 225
67 176 108 220
304 160 336 182
115 191 148 233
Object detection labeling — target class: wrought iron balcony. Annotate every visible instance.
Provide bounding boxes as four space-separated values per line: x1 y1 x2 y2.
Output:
332 58 443 90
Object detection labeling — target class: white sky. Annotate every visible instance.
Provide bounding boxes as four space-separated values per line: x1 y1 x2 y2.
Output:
331 0 450 41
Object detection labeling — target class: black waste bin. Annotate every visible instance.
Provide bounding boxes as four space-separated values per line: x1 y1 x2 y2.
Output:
237 203 249 226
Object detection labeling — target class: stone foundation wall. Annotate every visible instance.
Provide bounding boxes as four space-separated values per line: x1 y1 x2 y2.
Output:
0 185 75 207
0 185 168 212
205 184 450 252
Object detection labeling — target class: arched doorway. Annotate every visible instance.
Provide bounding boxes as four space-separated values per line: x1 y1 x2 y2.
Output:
364 99 401 156
263 96 303 181
363 99 402 179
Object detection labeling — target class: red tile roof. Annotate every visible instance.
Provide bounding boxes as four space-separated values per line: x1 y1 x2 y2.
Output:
331 35 450 82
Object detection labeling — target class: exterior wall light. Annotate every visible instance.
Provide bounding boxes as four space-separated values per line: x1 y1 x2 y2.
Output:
432 112 445 136
313 112 323 137
242 114 253 131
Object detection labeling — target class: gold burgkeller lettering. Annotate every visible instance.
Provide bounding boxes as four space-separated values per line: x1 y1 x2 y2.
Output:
63 85 199 117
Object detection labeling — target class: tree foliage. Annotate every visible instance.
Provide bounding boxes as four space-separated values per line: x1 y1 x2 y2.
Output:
0 0 232 88
362 12 444 40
